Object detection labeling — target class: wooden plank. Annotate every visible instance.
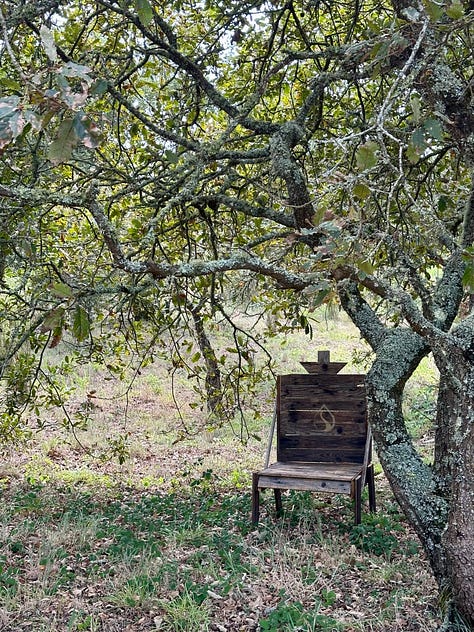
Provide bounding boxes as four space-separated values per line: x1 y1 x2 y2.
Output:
279 373 364 385
277 425 366 462
260 461 363 478
277 449 365 464
279 383 365 408
279 388 365 402
279 435 366 451
257 476 352 494
300 361 347 374
280 383 365 395
278 374 365 391
279 412 366 436
280 410 366 424
280 399 366 414
318 350 331 364
279 387 365 409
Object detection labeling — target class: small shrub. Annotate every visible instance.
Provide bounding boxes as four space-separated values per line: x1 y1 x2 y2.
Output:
0 556 19 597
109 574 159 607
258 594 343 631
347 514 418 558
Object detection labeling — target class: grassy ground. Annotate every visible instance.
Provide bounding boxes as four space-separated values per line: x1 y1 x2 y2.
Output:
0 313 441 631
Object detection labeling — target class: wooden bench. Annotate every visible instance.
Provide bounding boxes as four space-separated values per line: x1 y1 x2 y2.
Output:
251 357 376 525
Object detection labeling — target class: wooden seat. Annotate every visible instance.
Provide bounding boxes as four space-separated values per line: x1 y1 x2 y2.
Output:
251 371 376 525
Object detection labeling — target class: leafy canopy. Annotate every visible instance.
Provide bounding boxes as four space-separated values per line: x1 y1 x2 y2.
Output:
1 0 474 437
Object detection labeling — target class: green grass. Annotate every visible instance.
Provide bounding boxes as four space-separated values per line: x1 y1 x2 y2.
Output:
0 472 441 631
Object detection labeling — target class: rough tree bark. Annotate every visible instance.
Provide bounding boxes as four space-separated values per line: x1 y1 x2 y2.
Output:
338 253 474 628
188 300 223 420
337 282 448 577
433 320 474 628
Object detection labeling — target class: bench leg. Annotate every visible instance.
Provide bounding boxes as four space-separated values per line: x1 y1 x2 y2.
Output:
251 473 260 524
367 464 376 513
354 476 362 525
274 489 283 517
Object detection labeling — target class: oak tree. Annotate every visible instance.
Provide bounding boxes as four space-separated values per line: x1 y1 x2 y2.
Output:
1 0 474 627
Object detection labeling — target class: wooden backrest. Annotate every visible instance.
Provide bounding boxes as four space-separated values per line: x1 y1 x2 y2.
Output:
277 373 368 464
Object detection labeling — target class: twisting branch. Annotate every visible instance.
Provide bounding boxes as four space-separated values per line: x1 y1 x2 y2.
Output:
269 121 315 230
86 184 311 289
0 6 28 83
336 264 448 345
335 277 387 350
97 0 280 135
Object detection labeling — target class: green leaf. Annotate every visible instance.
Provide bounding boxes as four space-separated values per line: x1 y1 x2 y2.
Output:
134 0 153 26
406 143 421 165
463 264 474 293
73 306 90 342
0 96 20 119
353 183 371 200
24 110 42 131
0 76 21 91
165 149 179 165
438 195 448 213
446 0 464 19
48 117 77 165
356 142 378 171
91 78 108 95
73 114 101 149
358 259 375 277
0 97 22 147
402 7 420 20
49 282 74 298
411 128 427 150
407 128 427 164
311 288 331 308
60 61 92 81
39 25 58 63
424 0 444 20
423 118 443 141
410 95 422 124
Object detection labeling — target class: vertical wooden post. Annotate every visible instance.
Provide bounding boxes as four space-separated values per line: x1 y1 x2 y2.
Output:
317 350 331 365
252 473 260 524
300 350 347 374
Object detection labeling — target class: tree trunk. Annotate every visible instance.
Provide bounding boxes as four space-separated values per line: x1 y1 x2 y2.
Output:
368 318 474 628
433 321 474 629
188 302 223 419
365 329 450 584
433 372 458 499
443 394 474 629
336 280 474 628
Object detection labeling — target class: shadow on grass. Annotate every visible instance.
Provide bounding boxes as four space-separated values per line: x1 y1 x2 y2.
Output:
0 478 438 632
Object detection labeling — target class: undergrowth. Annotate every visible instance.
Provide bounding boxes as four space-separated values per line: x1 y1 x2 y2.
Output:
0 471 440 632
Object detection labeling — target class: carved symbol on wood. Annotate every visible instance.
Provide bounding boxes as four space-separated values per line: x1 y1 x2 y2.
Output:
313 405 336 432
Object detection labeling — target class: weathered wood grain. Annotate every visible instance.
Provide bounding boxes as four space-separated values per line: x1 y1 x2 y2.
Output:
251 370 376 526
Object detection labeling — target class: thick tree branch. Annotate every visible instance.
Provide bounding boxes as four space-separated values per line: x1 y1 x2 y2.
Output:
269 121 315 230
196 194 296 229
335 264 448 344
86 185 310 289
336 278 387 350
